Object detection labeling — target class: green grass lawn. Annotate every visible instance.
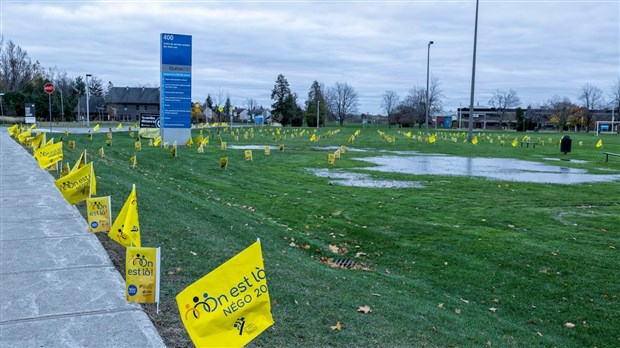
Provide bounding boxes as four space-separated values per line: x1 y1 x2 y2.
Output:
46 125 620 347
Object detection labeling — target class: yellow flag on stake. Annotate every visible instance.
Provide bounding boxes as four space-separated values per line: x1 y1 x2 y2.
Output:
8 124 19 136
54 162 95 205
511 138 518 147
126 247 160 303
176 241 274 348
108 185 141 248
154 136 162 147
93 124 100 132
17 129 31 143
86 196 111 232
472 136 479 145
595 139 603 148
34 141 63 169
71 150 87 172
117 123 123 130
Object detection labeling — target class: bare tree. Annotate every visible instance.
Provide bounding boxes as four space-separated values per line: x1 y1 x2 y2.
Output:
246 98 258 111
0 40 41 91
578 83 604 132
381 90 400 118
546 96 575 131
326 82 359 126
488 89 521 129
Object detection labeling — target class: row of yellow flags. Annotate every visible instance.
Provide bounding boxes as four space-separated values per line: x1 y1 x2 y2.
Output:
9 124 274 347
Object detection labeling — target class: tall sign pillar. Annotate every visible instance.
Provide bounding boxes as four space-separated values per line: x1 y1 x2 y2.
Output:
160 33 192 145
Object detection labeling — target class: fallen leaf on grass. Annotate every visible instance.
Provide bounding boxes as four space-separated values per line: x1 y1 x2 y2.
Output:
355 252 367 258
489 307 498 313
438 303 445 309
371 293 381 297
331 322 342 331
454 309 461 315
357 305 372 313
564 322 575 329
289 242 297 247
460 298 469 304
329 244 340 254
492 298 500 303
535 331 543 337
189 251 197 256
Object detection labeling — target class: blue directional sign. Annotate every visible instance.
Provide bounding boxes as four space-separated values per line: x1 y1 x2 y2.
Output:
160 33 192 129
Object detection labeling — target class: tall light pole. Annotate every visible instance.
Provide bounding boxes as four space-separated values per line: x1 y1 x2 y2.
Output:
316 100 320 129
86 74 92 127
425 40 434 134
467 0 480 143
59 88 64 123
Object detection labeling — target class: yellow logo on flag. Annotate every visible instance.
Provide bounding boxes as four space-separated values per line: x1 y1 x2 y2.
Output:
176 241 274 347
86 196 111 232
126 247 160 303
34 141 63 169
54 162 95 205
108 186 141 247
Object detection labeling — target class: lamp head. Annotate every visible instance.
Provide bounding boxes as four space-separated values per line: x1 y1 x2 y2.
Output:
429 41 434 45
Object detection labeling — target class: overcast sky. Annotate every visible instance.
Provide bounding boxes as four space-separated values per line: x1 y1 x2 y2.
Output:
2 0 619 114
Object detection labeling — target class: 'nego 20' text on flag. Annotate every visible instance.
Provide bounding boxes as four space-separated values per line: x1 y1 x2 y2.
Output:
176 241 274 348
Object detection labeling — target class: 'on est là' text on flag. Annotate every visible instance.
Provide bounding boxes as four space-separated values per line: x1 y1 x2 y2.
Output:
34 141 63 169
54 162 96 205
176 241 274 348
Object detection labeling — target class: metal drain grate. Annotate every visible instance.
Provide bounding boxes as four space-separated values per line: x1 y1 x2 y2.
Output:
331 258 357 269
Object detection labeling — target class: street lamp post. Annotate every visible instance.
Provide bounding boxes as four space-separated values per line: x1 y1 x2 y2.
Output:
59 88 64 123
86 74 92 127
467 0 480 143
425 41 434 134
0 93 4 117
316 100 320 129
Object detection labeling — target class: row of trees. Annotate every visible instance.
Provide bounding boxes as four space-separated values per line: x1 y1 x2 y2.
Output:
1 38 107 120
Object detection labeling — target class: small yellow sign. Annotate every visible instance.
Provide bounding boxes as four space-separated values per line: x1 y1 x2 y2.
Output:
86 196 111 233
126 247 160 303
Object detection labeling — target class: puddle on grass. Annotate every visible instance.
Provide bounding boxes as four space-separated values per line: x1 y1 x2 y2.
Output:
228 145 278 150
308 168 425 188
352 155 620 184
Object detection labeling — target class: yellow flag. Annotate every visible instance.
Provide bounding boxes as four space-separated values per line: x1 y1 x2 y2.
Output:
130 155 137 168
185 136 194 148
30 132 46 150
93 124 100 132
154 136 162 147
197 143 205 153
328 153 335 165
126 247 160 303
28 123 36 130
34 141 63 169
135 140 142 151
60 162 70 177
8 124 19 136
17 129 31 143
472 136 479 145
54 162 95 205
176 241 274 348
116 123 123 130
596 139 603 148
108 186 141 248
264 146 270 156
511 138 518 147
428 134 436 144
86 196 111 232
201 137 209 146
172 141 178 157
220 157 229 169
221 141 227 151
71 150 87 172
245 150 253 161
309 134 317 142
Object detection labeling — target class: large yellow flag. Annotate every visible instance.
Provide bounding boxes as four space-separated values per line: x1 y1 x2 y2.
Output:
54 162 95 205
17 129 31 143
176 241 274 348
30 132 46 150
108 186 141 247
34 141 63 169
596 139 603 148
71 150 87 172
8 124 20 136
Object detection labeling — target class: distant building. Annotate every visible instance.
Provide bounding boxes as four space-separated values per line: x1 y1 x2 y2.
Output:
106 87 160 122
73 96 106 121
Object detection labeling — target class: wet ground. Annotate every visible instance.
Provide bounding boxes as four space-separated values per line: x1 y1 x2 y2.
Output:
352 155 620 184
307 169 424 188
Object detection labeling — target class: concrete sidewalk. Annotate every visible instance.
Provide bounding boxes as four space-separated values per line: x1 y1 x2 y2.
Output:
0 129 165 347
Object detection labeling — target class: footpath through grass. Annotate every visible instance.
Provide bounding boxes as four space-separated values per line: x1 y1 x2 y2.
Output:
55 126 619 347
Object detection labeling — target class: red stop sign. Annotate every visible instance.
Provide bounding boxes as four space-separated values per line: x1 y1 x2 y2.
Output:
44 82 55 94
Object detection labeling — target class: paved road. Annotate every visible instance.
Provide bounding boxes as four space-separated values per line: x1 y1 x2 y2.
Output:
0 129 165 347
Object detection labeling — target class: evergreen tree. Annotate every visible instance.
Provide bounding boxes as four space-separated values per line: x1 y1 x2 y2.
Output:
271 74 294 125
304 81 327 127
205 94 213 112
